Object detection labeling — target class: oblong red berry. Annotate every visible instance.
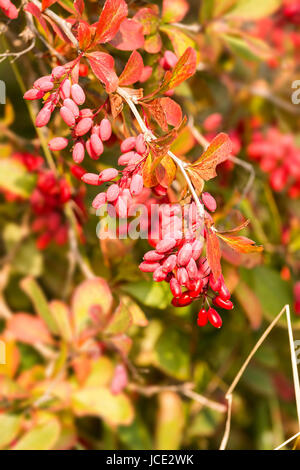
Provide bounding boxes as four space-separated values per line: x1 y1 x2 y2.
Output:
202 192 217 212
143 251 165 262
188 279 203 298
130 174 143 196
177 243 193 266
170 277 182 298
71 84 85 105
81 173 99 185
92 192 107 209
135 134 147 155
35 107 51 127
60 106 75 127
162 254 177 273
99 118 112 141
106 183 120 202
176 267 189 286
90 133 104 156
207 307 222 328
24 88 44 100
48 137 68 151
72 141 85 163
153 266 167 282
139 261 160 273
219 282 231 301
99 168 118 183
192 239 203 260
115 196 127 218
209 273 222 292
63 98 79 118
177 293 193 307
75 118 93 137
60 78 71 100
118 151 136 166
156 238 176 254
52 66 65 79
186 258 198 279
120 136 136 153
212 296 234 310
197 308 208 327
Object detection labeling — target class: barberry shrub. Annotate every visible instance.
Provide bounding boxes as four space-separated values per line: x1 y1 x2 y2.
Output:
0 0 299 451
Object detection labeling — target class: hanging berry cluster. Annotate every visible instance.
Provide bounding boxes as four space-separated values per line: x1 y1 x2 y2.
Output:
21 0 262 329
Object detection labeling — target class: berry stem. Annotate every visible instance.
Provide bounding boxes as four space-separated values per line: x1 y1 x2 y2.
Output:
117 87 205 220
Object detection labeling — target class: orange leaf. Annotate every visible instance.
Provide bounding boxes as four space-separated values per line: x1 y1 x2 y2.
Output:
95 0 128 44
142 99 168 132
118 51 144 86
142 153 158 187
206 229 222 280
77 21 92 51
7 314 53 346
87 52 118 93
155 155 177 188
162 0 189 23
159 47 197 93
190 133 232 181
217 233 263 254
160 97 182 127
41 0 58 11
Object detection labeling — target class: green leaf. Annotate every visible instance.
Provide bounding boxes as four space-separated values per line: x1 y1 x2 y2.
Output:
120 295 148 327
221 34 269 61
159 25 196 59
105 301 132 336
188 408 223 438
242 365 275 397
13 419 61 450
154 327 190 380
155 391 185 450
49 300 73 342
20 276 58 335
122 280 173 309
0 159 36 198
71 277 113 335
72 387 134 426
226 0 281 20
13 239 43 277
118 416 152 450
0 414 22 449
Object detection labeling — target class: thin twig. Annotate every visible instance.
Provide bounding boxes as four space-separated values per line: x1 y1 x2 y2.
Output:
274 431 300 451
116 87 205 220
219 304 300 450
129 382 226 413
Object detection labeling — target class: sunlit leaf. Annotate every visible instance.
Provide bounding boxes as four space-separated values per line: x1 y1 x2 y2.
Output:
0 414 22 449
206 228 222 281
87 52 119 93
118 51 143 86
13 419 60 450
95 0 128 44
162 0 189 23
7 313 54 346
190 133 232 181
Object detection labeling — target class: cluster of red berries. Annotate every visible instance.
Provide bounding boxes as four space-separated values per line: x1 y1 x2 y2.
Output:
140 195 234 328
24 65 112 163
12 153 85 250
0 0 18 19
247 127 300 197
82 134 147 219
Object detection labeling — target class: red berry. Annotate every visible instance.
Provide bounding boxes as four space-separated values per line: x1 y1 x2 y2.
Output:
170 277 182 298
207 307 222 328
197 308 208 327
212 296 234 310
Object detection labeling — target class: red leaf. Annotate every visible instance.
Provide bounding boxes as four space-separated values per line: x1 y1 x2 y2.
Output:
41 0 58 10
160 97 182 127
159 47 197 92
118 51 143 86
133 6 159 35
206 228 222 281
77 21 92 50
162 0 189 23
24 2 50 35
190 133 232 181
95 0 128 44
87 52 118 93
74 0 84 16
110 18 144 51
